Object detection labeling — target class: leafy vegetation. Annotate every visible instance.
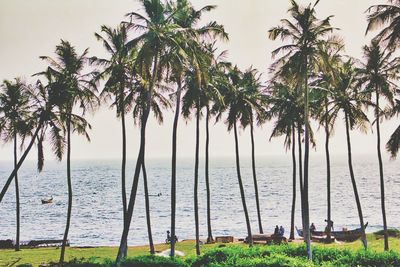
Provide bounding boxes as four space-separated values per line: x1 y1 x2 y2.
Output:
8 241 400 267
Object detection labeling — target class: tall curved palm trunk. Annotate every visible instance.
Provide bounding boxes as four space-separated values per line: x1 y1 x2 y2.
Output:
120 88 128 257
297 123 304 230
142 161 155 254
344 112 367 249
233 121 253 246
170 83 182 256
375 91 389 251
60 116 73 265
290 125 296 240
194 103 201 256
324 98 332 241
0 119 44 204
117 101 150 262
205 106 214 243
303 73 312 260
116 54 159 263
250 118 263 234
14 134 20 251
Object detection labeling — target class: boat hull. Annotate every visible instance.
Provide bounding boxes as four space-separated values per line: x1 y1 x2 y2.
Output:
296 222 368 242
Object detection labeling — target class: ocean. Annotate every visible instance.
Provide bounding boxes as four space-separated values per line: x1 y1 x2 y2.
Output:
0 154 399 246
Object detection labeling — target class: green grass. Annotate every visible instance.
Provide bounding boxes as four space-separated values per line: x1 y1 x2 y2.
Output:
1 234 399 266
0 240 223 266
323 233 400 252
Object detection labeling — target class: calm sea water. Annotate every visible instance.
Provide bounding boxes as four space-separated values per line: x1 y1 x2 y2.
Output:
0 154 399 246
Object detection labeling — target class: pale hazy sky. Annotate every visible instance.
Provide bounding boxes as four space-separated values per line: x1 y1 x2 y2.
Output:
1 0 396 163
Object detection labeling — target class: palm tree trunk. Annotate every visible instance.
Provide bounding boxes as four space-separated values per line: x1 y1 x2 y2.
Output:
290 125 296 240
116 122 145 262
194 103 200 256
0 119 43 204
250 118 263 234
60 117 73 265
344 112 367 249
120 89 128 257
297 123 304 232
170 81 182 256
375 91 388 251
142 161 154 254
116 52 158 263
14 134 20 251
303 65 312 260
117 104 149 262
324 98 332 241
233 121 253 246
205 105 214 243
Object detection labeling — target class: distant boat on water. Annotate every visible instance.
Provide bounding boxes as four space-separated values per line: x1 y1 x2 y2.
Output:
41 196 53 204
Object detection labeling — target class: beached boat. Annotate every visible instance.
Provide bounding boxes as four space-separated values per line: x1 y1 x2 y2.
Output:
296 222 368 242
0 239 68 249
333 223 368 242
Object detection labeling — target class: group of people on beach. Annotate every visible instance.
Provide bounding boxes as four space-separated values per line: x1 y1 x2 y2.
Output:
273 225 285 237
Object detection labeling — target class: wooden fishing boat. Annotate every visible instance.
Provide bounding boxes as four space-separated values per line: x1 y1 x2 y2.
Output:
0 239 14 249
41 197 53 204
24 239 68 247
333 223 368 242
296 222 368 242
296 227 325 237
0 239 68 249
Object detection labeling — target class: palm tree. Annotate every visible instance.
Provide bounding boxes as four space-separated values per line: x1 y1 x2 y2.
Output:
129 68 171 256
267 78 303 240
202 46 229 243
0 79 34 251
165 46 186 255
166 0 227 254
219 65 256 247
312 43 343 241
0 73 65 207
91 24 132 255
116 1 182 260
181 48 213 255
366 0 400 51
38 40 98 265
329 59 370 249
238 67 267 234
181 45 230 253
357 41 400 251
268 0 339 258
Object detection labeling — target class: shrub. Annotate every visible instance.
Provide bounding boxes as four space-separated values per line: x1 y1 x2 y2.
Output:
190 244 400 267
120 255 188 267
190 246 314 267
332 249 400 267
234 254 314 267
310 246 352 265
47 258 104 267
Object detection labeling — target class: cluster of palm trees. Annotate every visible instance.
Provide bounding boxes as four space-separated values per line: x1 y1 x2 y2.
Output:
1 0 400 264
267 0 400 259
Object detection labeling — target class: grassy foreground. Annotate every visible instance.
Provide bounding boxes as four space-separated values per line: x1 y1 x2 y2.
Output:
0 240 223 266
1 233 399 266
